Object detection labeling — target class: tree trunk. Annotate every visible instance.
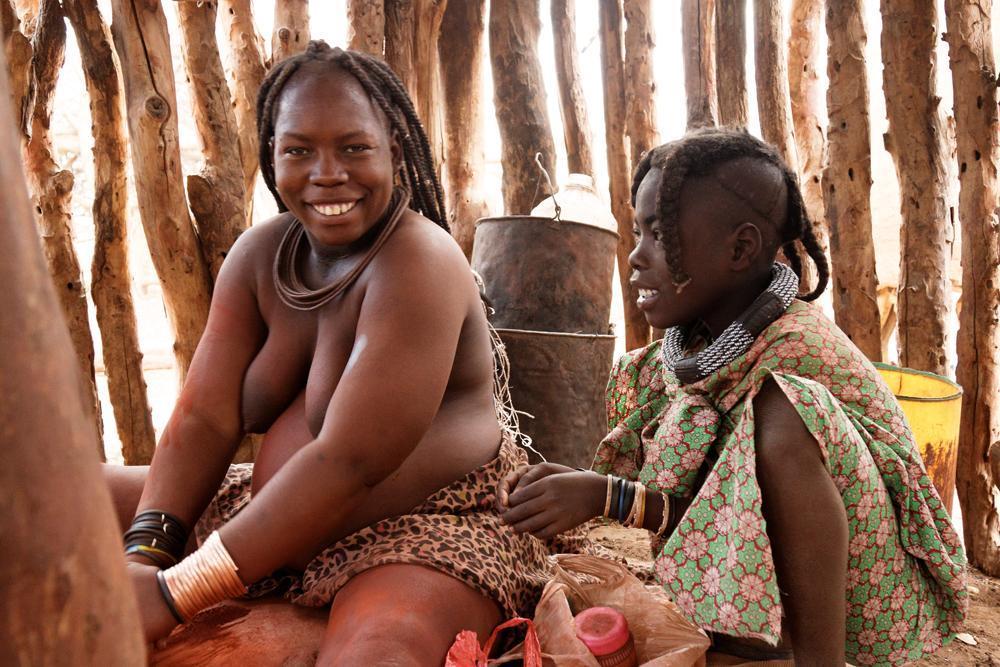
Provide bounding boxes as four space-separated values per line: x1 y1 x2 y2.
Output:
822 0 882 361
2 0 33 138
177 0 248 281
881 0 950 376
111 0 213 379
754 0 798 171
65 0 156 465
600 0 648 351
489 0 557 215
24 0 104 457
271 0 308 65
550 0 594 176
681 0 718 129
412 0 446 179
944 0 1000 576
623 0 658 172
0 41 146 666
439 0 489 257
714 0 748 128
788 0 829 289
384 0 415 97
220 0 266 214
347 0 383 56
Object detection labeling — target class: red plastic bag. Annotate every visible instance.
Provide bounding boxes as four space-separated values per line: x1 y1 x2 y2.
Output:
445 617 542 667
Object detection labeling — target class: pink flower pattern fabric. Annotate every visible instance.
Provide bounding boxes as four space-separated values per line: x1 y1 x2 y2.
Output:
593 301 966 665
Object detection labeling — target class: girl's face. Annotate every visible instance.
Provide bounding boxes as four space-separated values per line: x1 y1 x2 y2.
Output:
629 167 766 334
272 65 401 252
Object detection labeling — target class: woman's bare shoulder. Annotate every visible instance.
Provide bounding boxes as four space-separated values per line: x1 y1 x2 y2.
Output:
217 212 297 281
375 210 475 287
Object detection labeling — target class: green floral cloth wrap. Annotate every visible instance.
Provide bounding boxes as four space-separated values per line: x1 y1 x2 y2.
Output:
592 300 966 666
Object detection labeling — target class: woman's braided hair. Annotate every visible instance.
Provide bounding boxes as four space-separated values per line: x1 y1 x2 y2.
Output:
257 40 448 231
630 127 829 301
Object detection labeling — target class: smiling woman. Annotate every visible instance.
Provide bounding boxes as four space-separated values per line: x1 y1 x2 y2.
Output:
101 42 569 665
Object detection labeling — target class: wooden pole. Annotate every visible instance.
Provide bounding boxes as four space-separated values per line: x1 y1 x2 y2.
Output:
754 0 798 171
623 0 659 171
681 0 718 129
23 0 104 457
220 0 267 214
439 0 489 258
177 0 249 281
1 0 32 132
944 0 1000 576
822 0 882 361
111 0 213 379
412 0 446 179
347 0 384 56
600 0 648 351
384 0 415 98
715 0 748 129
271 0 309 65
788 0 829 284
551 0 594 176
64 0 155 465
489 0 557 215
881 0 950 376
0 39 146 666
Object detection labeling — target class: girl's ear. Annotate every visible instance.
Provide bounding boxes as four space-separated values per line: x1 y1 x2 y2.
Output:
729 222 763 271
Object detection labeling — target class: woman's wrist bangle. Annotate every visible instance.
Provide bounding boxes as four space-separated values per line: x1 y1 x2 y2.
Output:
602 475 613 517
155 569 185 624
161 531 247 622
655 493 673 537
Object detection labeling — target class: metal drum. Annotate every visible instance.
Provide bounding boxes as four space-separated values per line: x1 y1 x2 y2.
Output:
497 328 616 468
472 216 618 334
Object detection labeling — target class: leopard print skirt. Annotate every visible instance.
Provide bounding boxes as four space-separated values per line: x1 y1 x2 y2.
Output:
195 436 575 618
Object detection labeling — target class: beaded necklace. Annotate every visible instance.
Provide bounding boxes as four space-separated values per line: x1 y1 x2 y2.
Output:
273 187 409 311
661 262 799 384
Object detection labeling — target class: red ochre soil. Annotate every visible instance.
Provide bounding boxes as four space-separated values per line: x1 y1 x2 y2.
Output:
151 526 999 665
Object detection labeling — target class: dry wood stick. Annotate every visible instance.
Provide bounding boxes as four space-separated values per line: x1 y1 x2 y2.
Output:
551 0 594 176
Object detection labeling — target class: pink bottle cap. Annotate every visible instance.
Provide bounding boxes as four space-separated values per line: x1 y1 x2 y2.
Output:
574 606 631 656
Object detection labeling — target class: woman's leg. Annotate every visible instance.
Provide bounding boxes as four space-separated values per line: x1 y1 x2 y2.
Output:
316 563 502 667
103 464 149 531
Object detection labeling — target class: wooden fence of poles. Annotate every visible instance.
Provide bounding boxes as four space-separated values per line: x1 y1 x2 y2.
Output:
1 0 998 574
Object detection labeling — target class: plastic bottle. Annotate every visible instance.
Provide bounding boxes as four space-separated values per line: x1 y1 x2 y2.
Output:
530 173 619 234
574 606 639 667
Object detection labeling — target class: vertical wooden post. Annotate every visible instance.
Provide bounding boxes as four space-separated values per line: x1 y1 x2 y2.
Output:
64 0 156 465
384 0 415 97
823 0 882 361
413 0 447 178
177 0 249 281
681 0 718 129
623 0 659 171
23 0 104 456
1 0 32 131
882 0 950 375
272 0 309 64
715 0 748 128
348 0 384 56
754 0 798 171
489 0 557 215
0 41 146 665
439 0 489 257
600 0 648 351
551 0 594 176
111 0 213 378
220 0 267 214
788 0 829 280
944 0 1000 575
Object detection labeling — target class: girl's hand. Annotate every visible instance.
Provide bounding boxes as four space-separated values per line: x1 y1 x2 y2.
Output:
496 463 607 539
127 561 180 643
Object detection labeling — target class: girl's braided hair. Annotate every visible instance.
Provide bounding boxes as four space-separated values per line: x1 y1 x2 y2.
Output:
257 40 448 231
630 127 828 301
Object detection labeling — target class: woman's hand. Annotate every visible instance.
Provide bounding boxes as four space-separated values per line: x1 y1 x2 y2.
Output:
126 561 180 643
496 463 607 539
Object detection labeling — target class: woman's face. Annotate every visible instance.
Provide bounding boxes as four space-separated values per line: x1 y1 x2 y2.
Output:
629 167 755 332
272 65 401 251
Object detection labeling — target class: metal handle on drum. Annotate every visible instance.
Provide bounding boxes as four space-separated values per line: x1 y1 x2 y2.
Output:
534 152 562 223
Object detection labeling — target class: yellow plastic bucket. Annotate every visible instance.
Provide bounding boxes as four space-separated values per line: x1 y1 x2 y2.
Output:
875 363 962 514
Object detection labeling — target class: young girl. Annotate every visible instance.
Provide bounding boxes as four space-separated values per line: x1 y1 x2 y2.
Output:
106 42 561 663
498 129 966 666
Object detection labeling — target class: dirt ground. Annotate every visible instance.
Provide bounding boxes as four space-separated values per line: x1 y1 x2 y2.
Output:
589 526 1000 666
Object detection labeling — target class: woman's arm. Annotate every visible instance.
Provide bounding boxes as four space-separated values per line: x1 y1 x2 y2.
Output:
219 228 472 583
